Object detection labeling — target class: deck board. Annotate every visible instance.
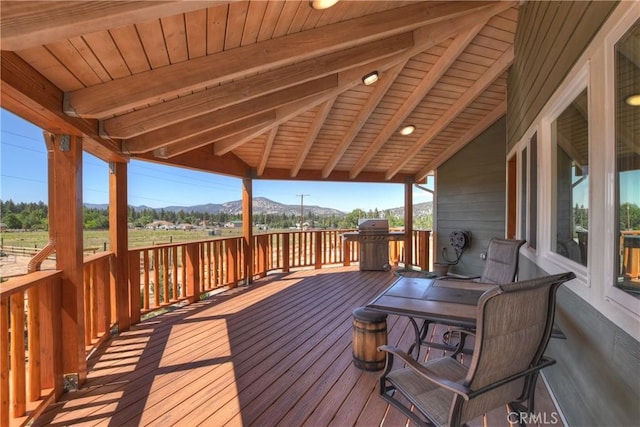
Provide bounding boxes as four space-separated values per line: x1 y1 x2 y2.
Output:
35 266 562 426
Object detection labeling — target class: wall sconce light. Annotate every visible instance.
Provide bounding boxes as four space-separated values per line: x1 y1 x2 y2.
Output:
310 0 339 10
362 71 379 86
399 125 416 136
625 94 640 106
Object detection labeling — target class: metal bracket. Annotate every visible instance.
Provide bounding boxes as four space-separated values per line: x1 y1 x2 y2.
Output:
64 373 79 392
59 135 71 152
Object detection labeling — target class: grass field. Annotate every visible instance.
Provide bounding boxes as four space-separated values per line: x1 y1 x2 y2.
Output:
1 228 246 252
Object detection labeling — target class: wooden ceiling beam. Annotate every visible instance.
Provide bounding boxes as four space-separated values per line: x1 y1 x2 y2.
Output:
211 49 419 157
0 51 125 163
0 1 235 51
322 61 407 179
208 12 511 160
414 101 506 181
349 23 485 180
63 1 501 118
257 126 279 177
101 32 413 136
291 97 337 178
258 167 416 185
386 46 514 180
321 1 515 179
124 75 337 154
163 112 276 158
213 91 335 156
133 146 249 179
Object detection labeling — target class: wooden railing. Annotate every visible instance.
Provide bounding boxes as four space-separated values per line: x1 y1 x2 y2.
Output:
1 270 64 427
127 237 246 323
82 252 116 353
1 228 430 426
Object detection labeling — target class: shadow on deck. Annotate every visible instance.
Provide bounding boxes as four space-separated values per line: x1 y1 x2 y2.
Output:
35 266 561 426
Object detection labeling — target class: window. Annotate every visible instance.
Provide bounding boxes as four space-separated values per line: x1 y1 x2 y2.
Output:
529 134 537 250
551 89 589 267
517 133 538 250
614 20 640 297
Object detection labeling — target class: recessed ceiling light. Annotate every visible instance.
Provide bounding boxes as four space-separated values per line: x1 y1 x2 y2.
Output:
310 0 339 10
399 125 415 136
625 94 640 106
362 71 379 86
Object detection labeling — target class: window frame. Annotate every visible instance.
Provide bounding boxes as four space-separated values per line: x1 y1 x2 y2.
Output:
540 67 590 283
512 128 538 255
603 12 640 314
507 2 640 336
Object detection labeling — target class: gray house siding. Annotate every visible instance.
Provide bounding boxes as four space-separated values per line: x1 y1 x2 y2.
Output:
506 0 618 150
507 1 639 426
435 117 506 277
518 258 640 426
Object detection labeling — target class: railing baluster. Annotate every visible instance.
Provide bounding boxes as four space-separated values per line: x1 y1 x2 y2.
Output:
163 248 170 304
83 267 92 346
10 292 26 417
143 251 150 311
153 248 160 308
1 296 9 427
172 247 178 301
199 243 206 292
27 287 41 402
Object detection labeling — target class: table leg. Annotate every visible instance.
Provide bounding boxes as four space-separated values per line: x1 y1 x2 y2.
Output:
407 317 422 360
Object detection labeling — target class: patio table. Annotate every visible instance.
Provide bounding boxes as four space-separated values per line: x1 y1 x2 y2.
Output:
366 276 495 358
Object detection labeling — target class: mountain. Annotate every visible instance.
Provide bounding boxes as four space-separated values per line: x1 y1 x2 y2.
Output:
85 197 345 217
83 198 432 217
385 201 433 217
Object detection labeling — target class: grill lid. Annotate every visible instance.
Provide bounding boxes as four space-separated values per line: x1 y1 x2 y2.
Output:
357 219 389 233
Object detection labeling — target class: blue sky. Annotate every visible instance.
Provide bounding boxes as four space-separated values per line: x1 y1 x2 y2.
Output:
1 109 433 213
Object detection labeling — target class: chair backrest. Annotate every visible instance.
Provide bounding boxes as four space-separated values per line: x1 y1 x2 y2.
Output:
452 272 575 425
479 238 526 284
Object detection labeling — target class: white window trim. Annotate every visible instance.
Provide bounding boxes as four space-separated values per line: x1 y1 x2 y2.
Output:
538 65 590 287
506 1 640 340
602 6 640 317
511 126 539 257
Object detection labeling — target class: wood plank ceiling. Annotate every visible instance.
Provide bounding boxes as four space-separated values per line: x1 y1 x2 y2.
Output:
0 1 519 184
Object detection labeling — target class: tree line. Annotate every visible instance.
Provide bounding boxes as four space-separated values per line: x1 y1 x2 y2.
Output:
4 199 639 233
0 200 434 231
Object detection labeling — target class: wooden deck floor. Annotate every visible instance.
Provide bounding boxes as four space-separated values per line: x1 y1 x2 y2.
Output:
35 266 561 427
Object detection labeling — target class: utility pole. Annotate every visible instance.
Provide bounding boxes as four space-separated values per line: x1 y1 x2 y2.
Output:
297 194 309 229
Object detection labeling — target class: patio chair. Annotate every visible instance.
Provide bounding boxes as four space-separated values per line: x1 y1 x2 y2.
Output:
459 237 526 284
379 271 575 427
412 238 526 356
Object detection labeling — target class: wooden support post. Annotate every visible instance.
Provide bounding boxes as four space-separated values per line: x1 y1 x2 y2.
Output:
109 161 130 331
404 182 414 268
282 233 290 273
242 178 253 284
51 134 86 386
185 243 200 302
257 235 267 278
315 231 323 269
39 133 64 398
343 239 351 267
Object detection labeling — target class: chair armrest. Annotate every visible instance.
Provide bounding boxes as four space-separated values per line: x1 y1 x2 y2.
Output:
439 274 481 281
378 345 472 400
465 356 557 399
